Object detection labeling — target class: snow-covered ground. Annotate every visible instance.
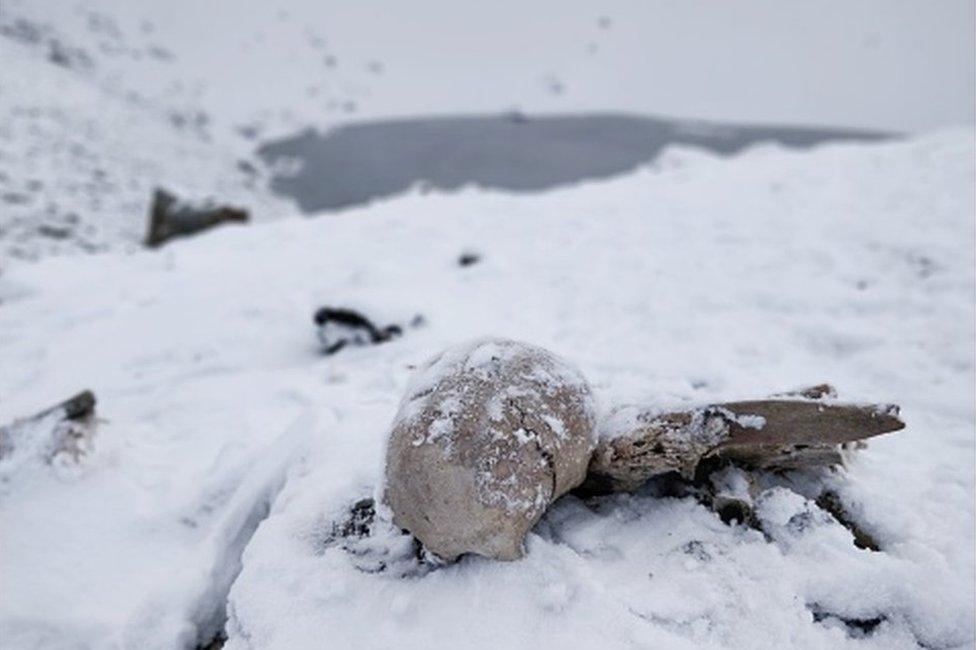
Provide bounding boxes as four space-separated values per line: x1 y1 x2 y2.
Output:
1 1 974 648
1 130 973 649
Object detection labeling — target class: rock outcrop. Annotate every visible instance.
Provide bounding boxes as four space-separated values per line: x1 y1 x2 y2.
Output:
145 188 248 247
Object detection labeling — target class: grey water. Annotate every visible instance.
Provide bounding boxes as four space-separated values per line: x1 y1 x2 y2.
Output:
257 113 889 213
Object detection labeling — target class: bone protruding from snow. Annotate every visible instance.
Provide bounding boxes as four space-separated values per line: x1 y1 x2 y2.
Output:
383 338 597 561
585 388 904 493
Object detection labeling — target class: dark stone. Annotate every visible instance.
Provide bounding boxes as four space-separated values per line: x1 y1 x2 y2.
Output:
145 188 248 247
809 604 886 638
55 390 96 420
337 498 376 539
312 307 405 355
0 390 96 460
195 634 226 650
458 252 481 267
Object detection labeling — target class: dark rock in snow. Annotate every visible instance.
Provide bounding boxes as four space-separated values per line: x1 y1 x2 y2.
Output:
319 497 439 577
0 390 97 463
809 604 887 638
313 307 405 355
458 251 481 267
145 188 248 247
195 634 226 650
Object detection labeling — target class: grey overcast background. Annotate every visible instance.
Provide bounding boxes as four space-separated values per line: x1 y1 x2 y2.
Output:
296 0 976 132
35 0 972 134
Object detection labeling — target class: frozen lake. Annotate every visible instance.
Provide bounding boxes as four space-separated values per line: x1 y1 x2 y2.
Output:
258 113 887 212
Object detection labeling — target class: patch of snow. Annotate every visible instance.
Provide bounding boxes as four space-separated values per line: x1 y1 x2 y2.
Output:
542 414 568 439
710 466 754 503
737 414 765 429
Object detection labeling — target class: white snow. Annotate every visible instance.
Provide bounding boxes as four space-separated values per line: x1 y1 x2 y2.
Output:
0 127 973 648
719 408 766 431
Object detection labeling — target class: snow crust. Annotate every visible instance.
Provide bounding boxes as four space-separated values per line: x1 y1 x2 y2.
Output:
0 131 973 649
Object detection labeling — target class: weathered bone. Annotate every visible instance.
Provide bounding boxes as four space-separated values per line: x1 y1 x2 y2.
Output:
384 339 597 561
584 386 904 493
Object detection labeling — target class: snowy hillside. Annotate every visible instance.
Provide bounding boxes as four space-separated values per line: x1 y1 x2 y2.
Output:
1 0 972 260
1 130 973 649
